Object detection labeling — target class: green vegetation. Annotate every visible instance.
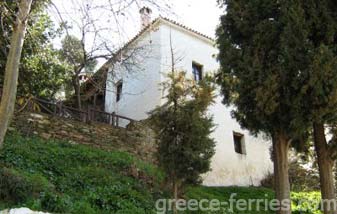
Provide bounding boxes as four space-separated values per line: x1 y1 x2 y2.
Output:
0 1 69 98
0 131 322 214
187 186 321 214
216 0 337 212
186 186 274 214
0 132 164 214
150 71 216 205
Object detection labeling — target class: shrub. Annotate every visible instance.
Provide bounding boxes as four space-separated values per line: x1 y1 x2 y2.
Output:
0 167 52 203
291 192 322 214
40 192 73 213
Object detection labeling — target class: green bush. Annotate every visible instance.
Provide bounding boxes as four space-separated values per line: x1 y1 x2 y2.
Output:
40 192 72 213
187 186 322 214
292 192 322 214
0 167 52 203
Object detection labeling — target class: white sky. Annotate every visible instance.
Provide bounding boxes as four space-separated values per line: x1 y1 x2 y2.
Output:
170 0 223 38
50 0 223 41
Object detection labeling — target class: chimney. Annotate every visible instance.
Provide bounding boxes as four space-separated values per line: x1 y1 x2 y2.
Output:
139 7 152 29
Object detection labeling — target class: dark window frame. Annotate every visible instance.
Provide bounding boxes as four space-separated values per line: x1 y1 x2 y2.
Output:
233 132 246 155
116 81 123 102
192 61 203 82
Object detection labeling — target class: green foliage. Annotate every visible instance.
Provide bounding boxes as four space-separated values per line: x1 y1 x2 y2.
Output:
187 186 322 214
150 71 216 188
60 35 98 73
216 0 309 138
292 192 322 214
286 1 337 127
0 167 53 204
216 0 337 205
260 159 321 192
59 34 98 103
187 186 274 214
0 132 164 213
216 0 337 137
60 35 85 68
289 158 320 192
0 132 324 213
0 2 69 98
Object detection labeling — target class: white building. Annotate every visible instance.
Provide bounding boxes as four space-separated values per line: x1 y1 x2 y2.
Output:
104 7 273 186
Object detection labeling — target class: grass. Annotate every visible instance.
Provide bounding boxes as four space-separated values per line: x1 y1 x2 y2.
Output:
186 186 321 214
0 131 321 214
186 186 274 213
0 132 165 214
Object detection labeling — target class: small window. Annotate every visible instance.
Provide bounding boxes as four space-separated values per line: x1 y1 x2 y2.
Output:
192 62 203 82
116 81 123 102
233 132 246 155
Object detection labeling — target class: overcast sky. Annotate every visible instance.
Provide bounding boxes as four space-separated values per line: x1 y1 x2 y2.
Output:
50 0 223 42
170 0 223 38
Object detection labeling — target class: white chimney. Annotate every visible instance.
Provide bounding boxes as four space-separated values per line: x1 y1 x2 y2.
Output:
139 7 152 29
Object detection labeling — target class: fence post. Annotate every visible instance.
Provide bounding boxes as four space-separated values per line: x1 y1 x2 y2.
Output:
87 107 91 123
111 112 115 127
53 102 57 116
59 102 63 116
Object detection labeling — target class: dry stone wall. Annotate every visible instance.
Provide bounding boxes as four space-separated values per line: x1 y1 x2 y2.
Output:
11 112 158 163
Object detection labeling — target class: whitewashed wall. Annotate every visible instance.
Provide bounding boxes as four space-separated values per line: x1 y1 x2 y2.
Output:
105 25 162 127
105 19 273 186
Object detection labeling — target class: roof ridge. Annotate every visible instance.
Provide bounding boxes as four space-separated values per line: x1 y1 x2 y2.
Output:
117 16 214 53
157 16 215 42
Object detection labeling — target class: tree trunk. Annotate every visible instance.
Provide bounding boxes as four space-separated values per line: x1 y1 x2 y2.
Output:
313 123 337 214
72 75 82 109
172 177 178 214
272 131 291 214
0 0 32 148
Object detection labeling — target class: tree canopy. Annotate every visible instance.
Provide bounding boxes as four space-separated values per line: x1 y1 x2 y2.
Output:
0 1 68 98
217 0 337 213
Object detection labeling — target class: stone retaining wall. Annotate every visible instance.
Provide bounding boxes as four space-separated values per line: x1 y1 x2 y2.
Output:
11 112 157 163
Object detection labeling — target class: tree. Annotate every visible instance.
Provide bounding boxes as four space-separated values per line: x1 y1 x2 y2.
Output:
0 0 33 147
216 1 311 213
149 69 215 213
0 2 69 98
294 1 337 213
52 0 172 109
60 35 98 108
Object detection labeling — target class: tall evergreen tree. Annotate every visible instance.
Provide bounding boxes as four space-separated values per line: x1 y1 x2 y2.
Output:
216 1 310 213
149 71 215 213
217 0 337 213
296 1 337 213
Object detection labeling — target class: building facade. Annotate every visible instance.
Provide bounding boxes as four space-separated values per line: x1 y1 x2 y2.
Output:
104 10 273 186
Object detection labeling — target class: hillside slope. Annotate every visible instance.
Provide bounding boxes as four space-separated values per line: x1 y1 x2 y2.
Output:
0 113 321 214
0 132 164 214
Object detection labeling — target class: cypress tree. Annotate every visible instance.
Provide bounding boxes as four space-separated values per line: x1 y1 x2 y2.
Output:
149 71 216 213
297 1 337 213
217 0 337 213
216 1 309 213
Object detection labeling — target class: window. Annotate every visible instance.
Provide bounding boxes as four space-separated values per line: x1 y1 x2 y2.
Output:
116 81 123 102
192 62 203 82
233 132 246 155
